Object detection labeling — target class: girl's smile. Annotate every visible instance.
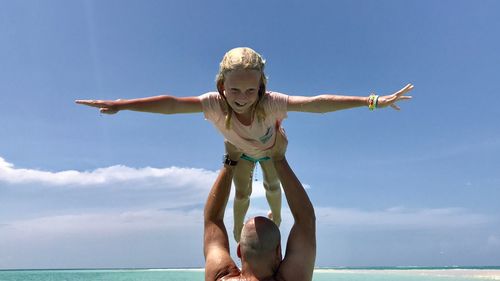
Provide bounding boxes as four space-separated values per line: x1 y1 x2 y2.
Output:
223 69 261 117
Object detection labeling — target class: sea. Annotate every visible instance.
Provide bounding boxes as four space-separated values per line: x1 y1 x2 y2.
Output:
1 267 499 281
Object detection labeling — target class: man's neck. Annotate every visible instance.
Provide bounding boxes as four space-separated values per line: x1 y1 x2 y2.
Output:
240 262 276 281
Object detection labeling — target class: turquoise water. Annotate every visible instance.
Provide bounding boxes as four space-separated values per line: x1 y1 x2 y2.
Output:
0 269 204 281
0 268 499 281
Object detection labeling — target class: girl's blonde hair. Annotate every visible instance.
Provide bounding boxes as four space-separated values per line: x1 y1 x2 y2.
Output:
215 47 267 129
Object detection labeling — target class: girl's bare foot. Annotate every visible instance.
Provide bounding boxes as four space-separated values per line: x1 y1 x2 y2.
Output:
267 210 273 220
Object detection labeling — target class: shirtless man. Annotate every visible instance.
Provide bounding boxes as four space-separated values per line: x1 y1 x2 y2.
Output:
204 131 316 281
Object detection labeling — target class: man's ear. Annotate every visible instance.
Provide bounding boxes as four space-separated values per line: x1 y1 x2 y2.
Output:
237 243 242 258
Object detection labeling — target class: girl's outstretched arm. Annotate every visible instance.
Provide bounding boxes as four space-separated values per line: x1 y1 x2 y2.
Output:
287 83 413 113
75 95 202 115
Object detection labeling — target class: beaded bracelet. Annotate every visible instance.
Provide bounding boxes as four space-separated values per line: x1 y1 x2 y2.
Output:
368 94 379 111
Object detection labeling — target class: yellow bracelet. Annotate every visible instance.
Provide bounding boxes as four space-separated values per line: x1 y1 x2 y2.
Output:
368 94 379 111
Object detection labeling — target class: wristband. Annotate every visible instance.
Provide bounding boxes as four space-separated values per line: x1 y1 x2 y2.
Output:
368 94 379 111
223 154 238 166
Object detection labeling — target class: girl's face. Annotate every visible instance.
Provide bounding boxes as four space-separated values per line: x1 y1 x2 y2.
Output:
222 69 261 115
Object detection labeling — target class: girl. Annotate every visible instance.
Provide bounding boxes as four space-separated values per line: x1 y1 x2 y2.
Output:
76 47 413 242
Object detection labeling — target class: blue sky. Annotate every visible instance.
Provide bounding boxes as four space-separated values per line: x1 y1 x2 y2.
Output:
0 0 499 269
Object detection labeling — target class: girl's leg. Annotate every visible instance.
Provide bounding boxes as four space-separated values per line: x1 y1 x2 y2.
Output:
259 160 282 227
233 159 256 242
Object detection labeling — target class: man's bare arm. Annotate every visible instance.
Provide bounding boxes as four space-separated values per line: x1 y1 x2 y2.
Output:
271 132 316 281
203 146 242 281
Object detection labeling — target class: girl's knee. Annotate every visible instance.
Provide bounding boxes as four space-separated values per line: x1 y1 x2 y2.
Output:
263 181 281 192
235 188 252 200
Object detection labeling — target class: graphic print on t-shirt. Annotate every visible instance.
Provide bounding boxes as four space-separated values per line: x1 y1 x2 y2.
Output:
259 126 273 144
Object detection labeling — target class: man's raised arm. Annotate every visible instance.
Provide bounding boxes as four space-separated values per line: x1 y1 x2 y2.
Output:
272 131 316 281
203 143 241 281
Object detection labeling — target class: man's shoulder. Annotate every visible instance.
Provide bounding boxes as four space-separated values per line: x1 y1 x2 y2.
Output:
218 275 240 281
204 261 240 281
219 275 280 281
212 268 240 281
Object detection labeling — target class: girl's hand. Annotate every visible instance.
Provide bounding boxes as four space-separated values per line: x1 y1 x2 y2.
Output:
75 99 122 114
268 127 288 161
377 83 414 110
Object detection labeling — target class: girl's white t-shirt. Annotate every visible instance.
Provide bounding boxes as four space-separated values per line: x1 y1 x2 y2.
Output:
199 91 288 158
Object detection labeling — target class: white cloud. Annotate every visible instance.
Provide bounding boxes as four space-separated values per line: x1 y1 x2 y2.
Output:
0 157 292 202
3 157 499 268
0 157 215 188
2 156 492 232
1 209 202 239
315 206 492 229
1 157 274 194
1 204 498 269
0 209 208 269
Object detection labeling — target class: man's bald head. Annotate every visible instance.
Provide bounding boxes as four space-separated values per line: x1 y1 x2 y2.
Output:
239 216 281 261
